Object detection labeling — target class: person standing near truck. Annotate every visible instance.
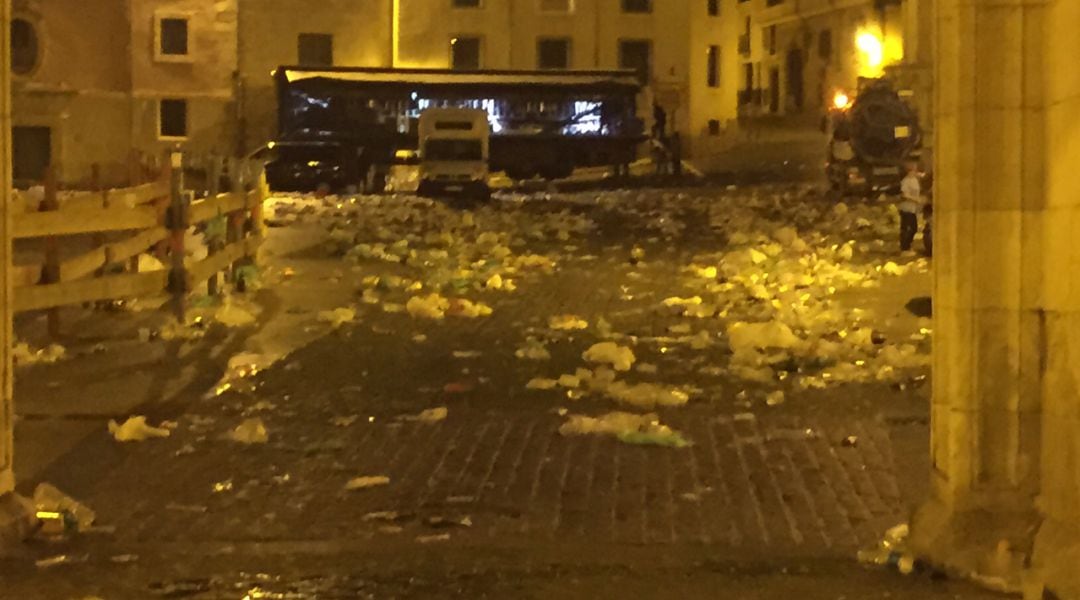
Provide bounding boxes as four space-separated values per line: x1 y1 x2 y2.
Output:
898 161 923 252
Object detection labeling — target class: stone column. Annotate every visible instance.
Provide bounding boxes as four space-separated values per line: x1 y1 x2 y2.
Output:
912 0 1080 596
0 0 14 496
1029 0 1080 596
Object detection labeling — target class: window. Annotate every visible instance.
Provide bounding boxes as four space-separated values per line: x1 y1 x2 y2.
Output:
767 25 777 56
707 0 719 16
619 39 651 80
818 29 832 60
157 16 189 59
622 0 651 13
10 19 38 75
708 120 721 136
538 38 571 70
298 34 333 66
540 0 573 11
707 45 720 88
450 36 482 70
159 99 188 139
452 0 481 7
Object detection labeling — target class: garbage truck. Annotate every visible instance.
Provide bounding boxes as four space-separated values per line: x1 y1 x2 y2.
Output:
416 107 490 200
825 77 922 196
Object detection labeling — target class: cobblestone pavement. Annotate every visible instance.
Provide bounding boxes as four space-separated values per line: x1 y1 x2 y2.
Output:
0 187 991 599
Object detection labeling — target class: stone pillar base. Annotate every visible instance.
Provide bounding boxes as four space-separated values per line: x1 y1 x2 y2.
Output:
1032 518 1080 600
910 498 1041 594
0 492 35 552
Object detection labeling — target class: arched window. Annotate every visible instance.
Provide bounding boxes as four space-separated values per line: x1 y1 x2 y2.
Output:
11 19 39 76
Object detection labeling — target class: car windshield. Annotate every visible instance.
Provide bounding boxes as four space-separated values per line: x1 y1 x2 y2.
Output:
425 139 482 162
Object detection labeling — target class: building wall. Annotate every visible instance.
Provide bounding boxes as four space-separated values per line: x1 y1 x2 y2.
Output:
686 0 740 165
237 0 392 151
10 0 132 186
11 0 240 186
128 0 239 159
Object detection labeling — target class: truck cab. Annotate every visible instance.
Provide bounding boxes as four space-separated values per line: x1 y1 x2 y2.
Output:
416 108 490 200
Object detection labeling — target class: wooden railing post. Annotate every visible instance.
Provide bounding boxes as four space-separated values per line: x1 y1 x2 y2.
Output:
40 167 61 337
166 151 188 322
205 154 222 297
226 157 246 292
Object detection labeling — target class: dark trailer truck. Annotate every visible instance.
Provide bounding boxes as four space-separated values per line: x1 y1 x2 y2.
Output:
272 66 648 191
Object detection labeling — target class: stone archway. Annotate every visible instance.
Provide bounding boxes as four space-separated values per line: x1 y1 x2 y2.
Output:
910 0 1080 597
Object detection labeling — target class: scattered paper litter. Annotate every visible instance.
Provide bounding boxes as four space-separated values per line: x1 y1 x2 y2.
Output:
515 339 551 361
559 412 690 448
345 476 390 491
108 416 171 442
400 407 448 423
549 315 588 330
582 342 636 372
215 300 258 328
526 378 558 390
228 418 269 444
317 307 357 327
407 294 450 319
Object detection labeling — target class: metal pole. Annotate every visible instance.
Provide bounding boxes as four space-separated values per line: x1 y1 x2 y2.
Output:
0 0 16 495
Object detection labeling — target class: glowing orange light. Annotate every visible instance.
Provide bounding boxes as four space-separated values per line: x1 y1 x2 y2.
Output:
833 91 851 110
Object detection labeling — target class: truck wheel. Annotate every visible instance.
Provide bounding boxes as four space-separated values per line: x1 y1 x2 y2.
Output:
365 166 387 194
506 166 533 181
469 183 491 203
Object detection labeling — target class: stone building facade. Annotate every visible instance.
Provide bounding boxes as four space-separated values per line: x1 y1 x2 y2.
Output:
10 0 238 187
13 0 746 177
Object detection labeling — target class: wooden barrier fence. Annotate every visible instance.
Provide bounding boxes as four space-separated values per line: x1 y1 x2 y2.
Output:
12 151 266 334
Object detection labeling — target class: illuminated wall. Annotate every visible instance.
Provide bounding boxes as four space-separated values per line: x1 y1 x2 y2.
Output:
236 0 393 152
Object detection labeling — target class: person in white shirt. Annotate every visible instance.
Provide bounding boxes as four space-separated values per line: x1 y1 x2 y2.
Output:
898 162 922 252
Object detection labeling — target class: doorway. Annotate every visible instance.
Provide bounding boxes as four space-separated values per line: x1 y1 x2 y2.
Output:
786 48 805 110
12 126 51 186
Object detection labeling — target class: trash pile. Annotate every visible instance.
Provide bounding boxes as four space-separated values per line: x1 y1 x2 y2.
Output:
269 194 588 319
559 411 689 448
645 193 932 389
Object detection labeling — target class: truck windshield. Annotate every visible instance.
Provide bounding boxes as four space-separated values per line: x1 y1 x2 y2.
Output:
425 139 483 161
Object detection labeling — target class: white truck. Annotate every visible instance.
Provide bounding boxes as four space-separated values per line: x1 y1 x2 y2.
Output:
416 107 491 201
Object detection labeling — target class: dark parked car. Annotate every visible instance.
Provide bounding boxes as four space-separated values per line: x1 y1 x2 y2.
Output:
250 141 358 193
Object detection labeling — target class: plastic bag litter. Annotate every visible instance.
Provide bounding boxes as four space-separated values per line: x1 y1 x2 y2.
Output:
549 315 588 330
604 382 689 409
727 321 802 353
662 296 702 308
228 418 269 444
400 407 448 423
138 254 166 272
765 391 786 406
406 294 450 319
557 374 581 389
857 522 916 574
447 298 493 318
515 339 551 361
345 476 390 491
317 307 356 327
108 416 171 442
582 342 636 372
12 343 66 366
215 300 258 328
33 483 96 532
559 412 689 448
526 378 558 390
881 261 906 276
